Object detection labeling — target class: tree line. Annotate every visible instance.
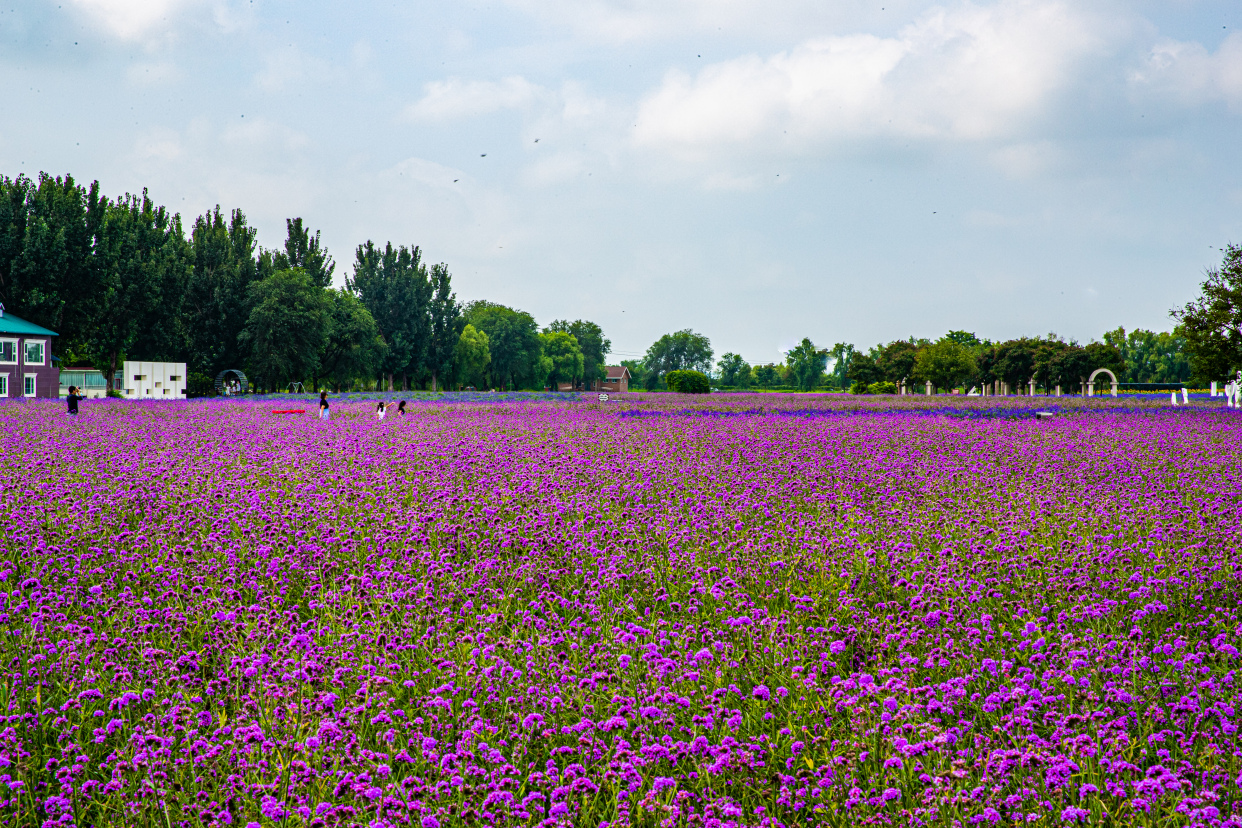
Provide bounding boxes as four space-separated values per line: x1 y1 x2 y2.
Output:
6 172 1238 396
699 328 1195 394
633 247 1241 393
0 173 611 393
702 245 1241 393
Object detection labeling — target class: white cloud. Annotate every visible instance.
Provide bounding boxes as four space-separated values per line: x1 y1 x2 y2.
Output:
634 0 1104 156
406 77 543 122
69 0 194 39
1131 32 1242 108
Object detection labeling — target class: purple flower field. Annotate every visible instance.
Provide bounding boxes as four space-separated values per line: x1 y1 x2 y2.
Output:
4 395 1242 827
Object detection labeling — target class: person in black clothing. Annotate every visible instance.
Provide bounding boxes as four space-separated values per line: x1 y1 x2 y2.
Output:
66 386 85 415
319 391 330 420
397 400 407 415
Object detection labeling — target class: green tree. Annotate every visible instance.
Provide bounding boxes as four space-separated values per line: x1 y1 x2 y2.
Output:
185 207 263 376
642 329 713 390
540 331 585 390
1046 346 1095 393
88 191 193 390
318 290 385 391
666 369 710 393
828 343 855 390
620 358 647 390
239 268 331 390
845 353 881 386
978 338 1040 390
875 340 921 384
273 218 335 288
913 338 976 392
546 320 610 389
455 324 491 389
1040 342 1124 393
425 263 461 391
1172 244 1242 382
785 338 829 391
754 363 783 387
463 301 542 389
0 173 105 356
1031 337 1073 391
717 352 751 387
943 330 983 348
348 241 432 391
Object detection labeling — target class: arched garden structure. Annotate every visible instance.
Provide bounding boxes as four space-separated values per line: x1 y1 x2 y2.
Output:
214 369 249 395
1085 367 1118 397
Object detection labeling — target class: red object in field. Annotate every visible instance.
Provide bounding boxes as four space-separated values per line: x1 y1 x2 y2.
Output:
272 409 305 414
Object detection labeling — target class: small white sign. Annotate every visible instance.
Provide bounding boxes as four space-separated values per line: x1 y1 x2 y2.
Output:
598 393 609 402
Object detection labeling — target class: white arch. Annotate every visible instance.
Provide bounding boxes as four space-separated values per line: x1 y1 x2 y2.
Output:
1088 368 1117 384
1086 367 1118 398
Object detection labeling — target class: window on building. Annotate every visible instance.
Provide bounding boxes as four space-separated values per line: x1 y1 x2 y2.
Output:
0 375 7 396
23 340 44 365
0 340 15 363
23 374 36 397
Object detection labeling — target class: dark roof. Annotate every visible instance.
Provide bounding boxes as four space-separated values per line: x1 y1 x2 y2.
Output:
0 312 57 337
605 365 630 379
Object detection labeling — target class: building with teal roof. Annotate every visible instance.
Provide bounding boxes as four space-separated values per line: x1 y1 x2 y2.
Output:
0 307 59 399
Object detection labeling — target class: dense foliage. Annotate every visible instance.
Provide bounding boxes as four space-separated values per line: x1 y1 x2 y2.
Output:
1174 243 1242 383
642 330 714 390
0 173 610 395
664 369 711 393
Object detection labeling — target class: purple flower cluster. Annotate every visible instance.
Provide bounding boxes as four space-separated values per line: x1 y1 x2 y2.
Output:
2 394 1241 826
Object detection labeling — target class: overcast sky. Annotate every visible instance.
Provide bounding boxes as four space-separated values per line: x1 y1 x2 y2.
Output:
3 0 1240 362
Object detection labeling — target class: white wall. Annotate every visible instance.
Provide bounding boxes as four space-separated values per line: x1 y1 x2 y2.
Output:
122 361 187 399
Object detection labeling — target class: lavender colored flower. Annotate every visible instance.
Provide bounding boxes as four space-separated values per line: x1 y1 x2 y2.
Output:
4 394 1240 826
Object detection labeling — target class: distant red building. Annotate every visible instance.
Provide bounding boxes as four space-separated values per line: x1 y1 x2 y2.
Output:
599 365 630 393
0 311 58 399
557 366 631 393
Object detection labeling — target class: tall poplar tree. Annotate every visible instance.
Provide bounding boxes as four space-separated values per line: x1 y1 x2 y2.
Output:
425 263 461 391
545 320 610 389
0 173 105 354
273 218 335 288
89 191 193 389
185 208 263 376
348 241 431 390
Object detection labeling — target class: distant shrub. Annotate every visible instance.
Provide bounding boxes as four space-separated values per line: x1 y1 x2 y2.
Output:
867 381 897 395
850 380 870 394
666 370 711 394
188 373 216 398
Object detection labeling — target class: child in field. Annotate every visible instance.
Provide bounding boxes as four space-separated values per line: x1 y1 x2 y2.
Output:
397 400 407 415
66 386 85 415
319 392 330 420
377 400 397 420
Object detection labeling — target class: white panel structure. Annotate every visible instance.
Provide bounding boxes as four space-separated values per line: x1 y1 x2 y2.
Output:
121 361 188 399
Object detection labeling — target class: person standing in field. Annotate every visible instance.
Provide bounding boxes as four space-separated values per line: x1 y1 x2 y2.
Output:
319 392 330 420
397 400 407 415
66 386 85 415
